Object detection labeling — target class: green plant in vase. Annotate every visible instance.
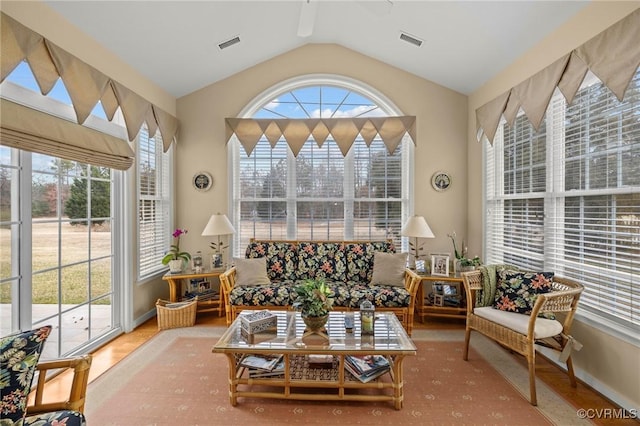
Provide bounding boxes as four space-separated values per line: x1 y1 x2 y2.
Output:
447 231 481 275
292 279 335 331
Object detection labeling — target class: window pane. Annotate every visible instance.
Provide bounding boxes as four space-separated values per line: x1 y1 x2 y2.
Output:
486 69 640 329
137 129 170 278
234 82 409 255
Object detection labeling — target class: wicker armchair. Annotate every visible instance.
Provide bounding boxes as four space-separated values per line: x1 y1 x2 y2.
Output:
461 269 583 405
24 354 93 425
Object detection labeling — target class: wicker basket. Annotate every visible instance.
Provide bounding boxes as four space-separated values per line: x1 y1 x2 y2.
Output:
156 297 198 330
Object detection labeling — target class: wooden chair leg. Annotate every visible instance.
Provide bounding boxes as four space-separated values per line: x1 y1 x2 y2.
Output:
463 327 471 361
566 356 577 387
527 346 538 406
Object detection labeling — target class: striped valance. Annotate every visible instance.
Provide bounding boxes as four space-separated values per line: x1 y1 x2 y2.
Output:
225 116 416 157
1 12 178 152
476 8 640 144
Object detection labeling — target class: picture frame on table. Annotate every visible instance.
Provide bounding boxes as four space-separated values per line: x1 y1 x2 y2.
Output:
431 254 450 277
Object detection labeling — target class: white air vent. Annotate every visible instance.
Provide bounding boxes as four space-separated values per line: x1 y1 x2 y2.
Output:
218 36 241 50
399 32 423 47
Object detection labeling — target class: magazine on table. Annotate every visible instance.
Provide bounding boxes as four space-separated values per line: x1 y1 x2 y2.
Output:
344 355 390 383
240 354 283 371
248 358 286 378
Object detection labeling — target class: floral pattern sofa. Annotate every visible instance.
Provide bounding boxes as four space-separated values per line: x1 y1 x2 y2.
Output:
219 240 421 335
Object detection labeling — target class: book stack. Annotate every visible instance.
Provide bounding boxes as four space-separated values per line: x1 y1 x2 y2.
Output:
344 355 390 383
240 354 285 378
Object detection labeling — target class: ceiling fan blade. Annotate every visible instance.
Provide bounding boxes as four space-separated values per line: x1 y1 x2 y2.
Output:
297 0 318 38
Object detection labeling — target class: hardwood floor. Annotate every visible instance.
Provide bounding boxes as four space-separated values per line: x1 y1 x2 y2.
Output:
43 313 636 425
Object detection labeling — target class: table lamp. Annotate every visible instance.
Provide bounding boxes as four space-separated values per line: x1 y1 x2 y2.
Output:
401 215 435 270
201 213 235 269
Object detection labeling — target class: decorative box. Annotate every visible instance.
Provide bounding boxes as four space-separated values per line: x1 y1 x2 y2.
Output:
308 354 333 369
240 310 277 338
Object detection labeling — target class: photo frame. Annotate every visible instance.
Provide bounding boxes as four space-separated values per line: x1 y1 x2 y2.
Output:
415 259 426 273
431 254 450 277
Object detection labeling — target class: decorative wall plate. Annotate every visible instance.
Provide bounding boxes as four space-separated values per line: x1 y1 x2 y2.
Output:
431 171 451 191
193 171 213 191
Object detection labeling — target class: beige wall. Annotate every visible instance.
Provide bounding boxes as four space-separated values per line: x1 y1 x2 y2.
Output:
176 43 468 260
467 1 640 410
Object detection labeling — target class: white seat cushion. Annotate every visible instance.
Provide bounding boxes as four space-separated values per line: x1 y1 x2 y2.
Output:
474 307 563 339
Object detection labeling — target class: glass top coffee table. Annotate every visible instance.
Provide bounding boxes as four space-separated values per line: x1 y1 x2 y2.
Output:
212 310 416 409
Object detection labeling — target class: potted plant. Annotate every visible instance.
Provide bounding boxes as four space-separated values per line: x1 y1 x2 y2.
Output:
292 279 335 331
447 231 481 276
162 228 192 273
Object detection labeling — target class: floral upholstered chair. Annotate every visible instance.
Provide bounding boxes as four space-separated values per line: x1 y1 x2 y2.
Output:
1 326 92 426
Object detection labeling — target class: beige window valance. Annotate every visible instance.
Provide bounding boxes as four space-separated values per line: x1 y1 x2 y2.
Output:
476 8 640 144
225 116 416 157
1 98 135 170
0 12 178 152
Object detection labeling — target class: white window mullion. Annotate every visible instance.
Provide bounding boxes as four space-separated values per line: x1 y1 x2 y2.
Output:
344 148 354 240
286 145 297 239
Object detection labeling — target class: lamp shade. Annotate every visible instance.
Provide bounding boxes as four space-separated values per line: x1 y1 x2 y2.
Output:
401 215 435 238
201 213 235 236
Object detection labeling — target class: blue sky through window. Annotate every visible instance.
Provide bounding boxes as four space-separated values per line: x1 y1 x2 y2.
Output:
256 85 382 119
5 61 108 120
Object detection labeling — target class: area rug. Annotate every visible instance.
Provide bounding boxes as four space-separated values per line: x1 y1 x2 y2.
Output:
85 327 589 425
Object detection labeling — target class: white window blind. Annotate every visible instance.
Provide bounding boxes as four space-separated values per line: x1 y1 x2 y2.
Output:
137 128 171 278
486 69 640 331
236 136 407 251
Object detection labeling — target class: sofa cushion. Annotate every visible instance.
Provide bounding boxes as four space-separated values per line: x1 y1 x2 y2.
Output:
229 282 292 307
233 257 271 286
323 281 351 307
345 241 395 283
348 283 411 309
493 270 554 315
0 325 52 424
24 410 86 426
245 241 298 281
370 252 407 287
297 242 346 282
474 307 563 339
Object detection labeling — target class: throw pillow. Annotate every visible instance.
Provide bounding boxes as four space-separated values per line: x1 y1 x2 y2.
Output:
493 270 554 315
370 252 407 287
0 325 52 424
233 257 271 286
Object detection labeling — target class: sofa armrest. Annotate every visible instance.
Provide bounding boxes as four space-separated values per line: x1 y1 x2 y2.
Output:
403 269 421 309
27 354 92 415
219 266 237 325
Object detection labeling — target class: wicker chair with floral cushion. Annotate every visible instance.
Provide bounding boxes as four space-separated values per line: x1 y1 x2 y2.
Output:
460 267 584 406
1 326 92 426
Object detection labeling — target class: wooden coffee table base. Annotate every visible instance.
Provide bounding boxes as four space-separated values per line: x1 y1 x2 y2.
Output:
221 352 408 410
212 311 416 411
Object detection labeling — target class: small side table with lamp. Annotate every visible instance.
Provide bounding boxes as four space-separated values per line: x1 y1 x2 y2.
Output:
400 215 435 270
201 212 236 269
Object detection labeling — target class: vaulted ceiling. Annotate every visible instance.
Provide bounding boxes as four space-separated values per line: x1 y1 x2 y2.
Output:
44 1 589 98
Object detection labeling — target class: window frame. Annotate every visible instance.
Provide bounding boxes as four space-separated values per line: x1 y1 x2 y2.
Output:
136 127 173 281
484 71 640 346
228 74 414 256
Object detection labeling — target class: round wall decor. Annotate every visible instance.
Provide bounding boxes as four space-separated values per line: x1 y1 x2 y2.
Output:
193 171 213 192
431 171 451 191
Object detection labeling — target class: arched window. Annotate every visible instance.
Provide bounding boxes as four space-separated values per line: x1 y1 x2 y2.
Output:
229 75 414 255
